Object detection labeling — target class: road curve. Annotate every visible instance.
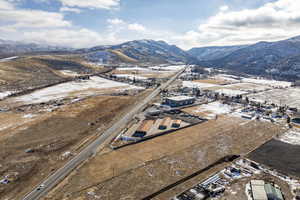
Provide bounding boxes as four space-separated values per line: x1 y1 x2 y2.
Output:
22 67 186 200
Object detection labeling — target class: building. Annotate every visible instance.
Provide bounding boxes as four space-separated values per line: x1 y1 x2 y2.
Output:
172 119 182 128
250 180 268 200
165 96 195 107
264 184 284 200
292 117 300 128
133 120 154 137
159 117 172 130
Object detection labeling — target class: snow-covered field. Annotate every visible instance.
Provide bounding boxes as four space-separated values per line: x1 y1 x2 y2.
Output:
213 74 241 83
59 70 80 77
114 74 148 80
242 78 291 87
278 129 300 145
247 87 300 109
215 89 247 96
116 67 152 71
13 76 143 104
195 102 234 119
182 81 218 89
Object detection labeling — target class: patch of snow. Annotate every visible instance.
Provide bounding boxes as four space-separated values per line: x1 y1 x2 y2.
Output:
215 89 247 96
0 91 14 100
13 76 143 104
23 114 36 119
278 129 300 145
182 81 217 89
59 70 80 77
196 102 233 119
114 74 148 80
0 56 18 62
116 67 151 71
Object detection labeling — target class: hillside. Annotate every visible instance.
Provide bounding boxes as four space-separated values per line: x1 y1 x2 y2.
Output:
0 55 104 95
197 36 300 78
81 40 199 64
0 39 71 58
188 45 248 61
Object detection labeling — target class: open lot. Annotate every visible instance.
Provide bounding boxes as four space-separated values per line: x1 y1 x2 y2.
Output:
44 113 285 200
249 129 300 178
0 90 150 199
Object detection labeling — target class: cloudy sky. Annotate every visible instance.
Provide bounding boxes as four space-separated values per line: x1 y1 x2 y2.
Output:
0 0 299 49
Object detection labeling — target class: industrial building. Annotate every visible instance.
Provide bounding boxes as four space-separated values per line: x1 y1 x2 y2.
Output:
165 96 195 107
264 183 284 200
133 120 154 137
250 180 268 200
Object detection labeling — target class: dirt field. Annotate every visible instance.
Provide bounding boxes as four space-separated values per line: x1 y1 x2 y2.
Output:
0 90 151 199
44 114 285 200
249 139 300 178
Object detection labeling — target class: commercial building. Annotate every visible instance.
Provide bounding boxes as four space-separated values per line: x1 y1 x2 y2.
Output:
165 96 195 107
250 180 268 200
133 120 154 137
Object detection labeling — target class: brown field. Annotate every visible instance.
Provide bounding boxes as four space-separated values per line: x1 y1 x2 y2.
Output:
45 115 285 200
0 90 151 199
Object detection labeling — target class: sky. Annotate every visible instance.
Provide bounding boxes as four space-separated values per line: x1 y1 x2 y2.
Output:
0 0 300 49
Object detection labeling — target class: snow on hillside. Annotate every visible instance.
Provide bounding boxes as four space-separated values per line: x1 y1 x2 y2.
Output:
14 76 143 104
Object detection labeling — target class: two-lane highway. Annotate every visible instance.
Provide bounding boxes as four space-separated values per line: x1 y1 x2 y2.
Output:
22 66 186 200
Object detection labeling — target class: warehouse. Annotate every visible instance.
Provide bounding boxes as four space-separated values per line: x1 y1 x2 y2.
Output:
165 96 195 107
133 120 154 137
250 180 268 200
264 183 284 200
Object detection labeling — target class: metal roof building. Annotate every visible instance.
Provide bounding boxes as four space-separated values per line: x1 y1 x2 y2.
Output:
165 96 195 107
250 180 268 200
264 184 284 200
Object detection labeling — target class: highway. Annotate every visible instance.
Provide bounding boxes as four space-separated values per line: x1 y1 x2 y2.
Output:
22 67 186 200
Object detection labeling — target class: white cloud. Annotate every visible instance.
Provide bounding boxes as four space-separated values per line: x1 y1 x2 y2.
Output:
58 0 120 10
107 18 125 25
0 0 14 10
128 23 146 32
60 6 81 13
175 0 300 49
219 5 229 12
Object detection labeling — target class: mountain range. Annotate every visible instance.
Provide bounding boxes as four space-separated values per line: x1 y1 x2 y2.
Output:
1 36 300 80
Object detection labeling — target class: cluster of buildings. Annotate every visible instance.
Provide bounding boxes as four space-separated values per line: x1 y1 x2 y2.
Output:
250 180 284 200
